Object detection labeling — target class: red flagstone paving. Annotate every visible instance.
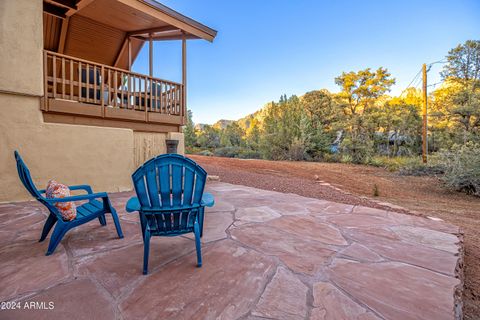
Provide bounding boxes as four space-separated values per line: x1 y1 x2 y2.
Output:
0 182 463 319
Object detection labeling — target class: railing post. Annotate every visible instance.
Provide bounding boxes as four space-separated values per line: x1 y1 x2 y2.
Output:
42 51 48 111
182 33 187 124
101 65 105 117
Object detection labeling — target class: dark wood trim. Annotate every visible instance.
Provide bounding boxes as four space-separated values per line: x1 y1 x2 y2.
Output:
148 113 182 125
45 99 183 127
105 106 146 122
43 113 181 133
127 25 179 37
43 2 68 19
45 0 78 10
57 17 70 53
48 99 103 117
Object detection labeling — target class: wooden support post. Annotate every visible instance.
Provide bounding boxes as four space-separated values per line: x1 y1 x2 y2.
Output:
149 34 153 77
128 37 132 71
182 34 187 122
422 63 428 164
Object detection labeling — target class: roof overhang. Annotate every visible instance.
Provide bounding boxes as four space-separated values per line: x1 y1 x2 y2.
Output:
43 0 217 68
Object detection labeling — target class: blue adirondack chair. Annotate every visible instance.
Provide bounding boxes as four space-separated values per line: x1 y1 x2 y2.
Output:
126 154 214 274
14 151 124 255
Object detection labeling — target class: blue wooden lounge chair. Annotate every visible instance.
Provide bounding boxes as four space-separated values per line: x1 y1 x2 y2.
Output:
126 154 215 274
14 151 124 255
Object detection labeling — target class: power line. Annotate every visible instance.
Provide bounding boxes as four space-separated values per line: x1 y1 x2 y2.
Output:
399 58 447 97
399 67 422 97
427 81 443 88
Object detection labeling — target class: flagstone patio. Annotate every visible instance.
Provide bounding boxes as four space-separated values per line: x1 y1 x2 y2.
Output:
0 182 463 320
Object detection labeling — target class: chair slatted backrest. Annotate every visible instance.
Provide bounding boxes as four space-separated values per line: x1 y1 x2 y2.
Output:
131 154 207 234
14 151 60 217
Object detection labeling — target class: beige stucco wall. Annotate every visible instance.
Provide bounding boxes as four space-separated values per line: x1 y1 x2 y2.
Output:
0 0 43 96
0 94 135 202
133 132 185 168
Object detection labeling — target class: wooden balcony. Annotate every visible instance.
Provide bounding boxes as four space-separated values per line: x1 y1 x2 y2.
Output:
42 50 185 132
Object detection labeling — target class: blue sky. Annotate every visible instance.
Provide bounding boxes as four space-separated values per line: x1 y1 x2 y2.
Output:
133 0 480 124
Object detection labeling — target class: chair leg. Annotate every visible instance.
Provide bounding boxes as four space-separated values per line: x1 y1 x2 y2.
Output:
46 224 68 256
39 213 57 242
194 221 202 267
143 229 151 275
98 214 107 226
199 208 205 238
110 209 124 239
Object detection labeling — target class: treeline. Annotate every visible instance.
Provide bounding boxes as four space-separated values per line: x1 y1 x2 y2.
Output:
185 40 480 195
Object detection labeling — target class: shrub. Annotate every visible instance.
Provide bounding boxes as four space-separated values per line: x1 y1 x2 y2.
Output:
237 149 263 159
213 146 243 158
398 155 444 176
340 154 353 164
288 139 307 161
197 150 213 157
439 142 480 196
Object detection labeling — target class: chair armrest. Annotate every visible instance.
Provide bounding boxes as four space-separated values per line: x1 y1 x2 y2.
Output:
201 192 215 207
126 197 141 213
68 184 93 194
38 184 93 195
44 192 108 203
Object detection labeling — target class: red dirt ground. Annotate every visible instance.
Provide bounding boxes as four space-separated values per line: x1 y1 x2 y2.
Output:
189 155 480 319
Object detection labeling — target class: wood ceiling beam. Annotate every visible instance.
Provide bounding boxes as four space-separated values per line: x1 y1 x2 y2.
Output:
43 2 67 19
149 34 197 41
65 0 94 16
57 17 70 53
114 36 129 68
127 25 180 37
44 0 78 10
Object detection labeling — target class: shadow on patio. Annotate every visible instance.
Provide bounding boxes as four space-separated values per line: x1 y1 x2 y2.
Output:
0 182 462 319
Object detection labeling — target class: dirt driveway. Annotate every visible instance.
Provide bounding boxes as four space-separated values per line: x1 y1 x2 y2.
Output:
189 155 480 319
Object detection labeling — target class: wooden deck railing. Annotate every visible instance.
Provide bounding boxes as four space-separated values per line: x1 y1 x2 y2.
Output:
43 50 184 124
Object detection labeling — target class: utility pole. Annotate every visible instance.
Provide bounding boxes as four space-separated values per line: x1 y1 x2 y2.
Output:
422 63 428 163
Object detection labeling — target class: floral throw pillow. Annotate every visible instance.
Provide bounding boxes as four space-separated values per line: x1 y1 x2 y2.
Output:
45 180 77 221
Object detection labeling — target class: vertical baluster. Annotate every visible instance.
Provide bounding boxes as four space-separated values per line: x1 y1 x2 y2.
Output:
149 78 153 113
107 69 111 107
162 82 166 113
94 65 97 104
120 72 124 108
144 76 148 112
133 75 136 110
114 70 118 108
144 78 148 121
61 58 65 99
174 85 178 114
70 59 73 100
101 66 104 113
52 55 57 99
127 73 131 109
78 61 82 102
167 84 171 114
86 64 90 102
155 81 159 113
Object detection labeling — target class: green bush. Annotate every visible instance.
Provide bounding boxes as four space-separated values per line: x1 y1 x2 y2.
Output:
398 155 444 176
369 156 422 172
439 142 480 196
237 149 263 159
213 146 243 158
197 150 214 156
